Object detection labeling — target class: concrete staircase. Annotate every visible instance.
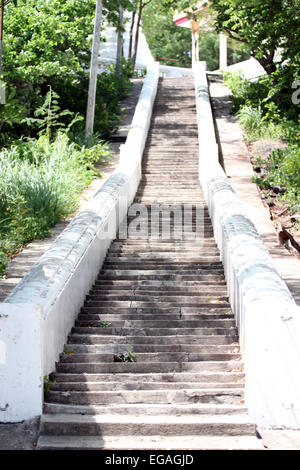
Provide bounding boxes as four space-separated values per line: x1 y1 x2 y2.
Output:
37 77 262 450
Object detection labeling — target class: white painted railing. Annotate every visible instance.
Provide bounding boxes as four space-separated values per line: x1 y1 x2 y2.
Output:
0 61 160 423
193 61 300 429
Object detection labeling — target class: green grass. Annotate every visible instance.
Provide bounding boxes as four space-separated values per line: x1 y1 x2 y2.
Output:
223 71 300 228
252 144 300 222
0 133 111 274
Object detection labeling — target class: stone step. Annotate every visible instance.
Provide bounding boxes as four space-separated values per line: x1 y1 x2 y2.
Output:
101 264 223 272
62 343 239 355
55 360 243 374
59 352 241 364
81 307 231 316
37 434 264 450
75 319 235 329
43 402 248 416
51 371 245 384
78 313 233 321
103 258 221 265
39 414 256 437
68 334 239 346
71 326 236 337
90 285 227 293
46 388 245 406
85 294 228 303
85 297 230 309
88 285 226 293
99 271 225 280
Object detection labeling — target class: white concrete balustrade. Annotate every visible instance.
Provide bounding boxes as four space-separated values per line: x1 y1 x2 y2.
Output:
193 61 300 429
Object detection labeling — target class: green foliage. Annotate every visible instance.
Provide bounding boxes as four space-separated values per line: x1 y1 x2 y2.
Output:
23 86 82 139
0 133 112 274
43 375 55 399
2 1 134 140
253 144 300 219
113 350 136 362
143 1 250 70
210 0 300 76
143 1 192 68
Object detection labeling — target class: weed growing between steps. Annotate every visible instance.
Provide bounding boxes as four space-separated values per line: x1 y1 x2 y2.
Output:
113 350 136 363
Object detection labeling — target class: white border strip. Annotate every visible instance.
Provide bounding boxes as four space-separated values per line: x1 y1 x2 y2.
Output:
194 61 300 429
0 61 160 422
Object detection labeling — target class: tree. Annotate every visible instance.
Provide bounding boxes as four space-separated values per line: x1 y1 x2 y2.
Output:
0 0 17 78
210 0 300 76
128 3 137 59
143 0 192 68
162 0 300 76
115 4 124 80
131 0 153 70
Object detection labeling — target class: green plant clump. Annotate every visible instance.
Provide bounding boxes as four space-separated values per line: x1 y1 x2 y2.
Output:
0 133 111 275
253 145 300 221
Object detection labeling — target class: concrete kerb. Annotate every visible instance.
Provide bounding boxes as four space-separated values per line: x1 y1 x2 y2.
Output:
193 61 300 429
0 61 160 423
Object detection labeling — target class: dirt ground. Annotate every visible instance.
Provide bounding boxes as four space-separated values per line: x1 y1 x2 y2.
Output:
0 418 40 450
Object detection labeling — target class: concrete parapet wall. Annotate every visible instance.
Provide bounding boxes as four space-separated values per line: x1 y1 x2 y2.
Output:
193 61 300 429
0 62 160 423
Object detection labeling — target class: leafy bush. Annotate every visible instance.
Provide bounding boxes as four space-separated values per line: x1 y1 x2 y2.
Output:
253 144 300 219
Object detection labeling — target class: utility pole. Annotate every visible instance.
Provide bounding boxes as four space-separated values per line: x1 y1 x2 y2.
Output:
85 0 103 138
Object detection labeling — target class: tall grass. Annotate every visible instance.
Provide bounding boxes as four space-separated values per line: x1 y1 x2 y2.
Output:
0 133 111 273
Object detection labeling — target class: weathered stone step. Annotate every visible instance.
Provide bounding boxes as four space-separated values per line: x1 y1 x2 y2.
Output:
94 280 226 288
91 284 226 292
62 343 238 355
84 303 230 312
78 313 232 322
85 297 230 309
71 326 236 337
88 291 227 299
59 351 241 364
55 360 242 374
75 320 234 330
91 283 226 292
134 199 208 204
103 252 220 259
109 242 217 249
51 371 245 384
39 414 256 437
37 434 263 450
68 334 239 346
99 271 224 280
101 263 223 271
43 402 248 416
86 293 228 302
46 388 244 406
81 305 231 314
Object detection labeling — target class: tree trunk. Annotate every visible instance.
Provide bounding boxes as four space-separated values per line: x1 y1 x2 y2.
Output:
256 55 277 75
116 5 124 81
132 0 143 71
0 0 5 78
85 0 103 138
128 8 136 59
